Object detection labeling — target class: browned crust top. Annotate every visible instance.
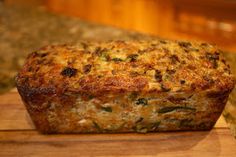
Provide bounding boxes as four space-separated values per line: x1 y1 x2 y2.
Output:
16 40 235 96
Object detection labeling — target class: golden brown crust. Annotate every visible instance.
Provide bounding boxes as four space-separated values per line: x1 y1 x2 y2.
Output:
16 40 235 97
15 40 235 133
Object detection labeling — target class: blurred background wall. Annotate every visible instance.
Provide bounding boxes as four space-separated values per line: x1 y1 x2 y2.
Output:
4 0 236 52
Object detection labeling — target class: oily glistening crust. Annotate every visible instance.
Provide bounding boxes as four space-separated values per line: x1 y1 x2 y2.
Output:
16 40 235 133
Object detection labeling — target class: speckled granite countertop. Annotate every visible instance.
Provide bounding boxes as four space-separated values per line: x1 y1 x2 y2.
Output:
0 3 235 137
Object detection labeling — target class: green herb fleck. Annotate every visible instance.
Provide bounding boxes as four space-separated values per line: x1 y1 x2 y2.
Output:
150 121 161 130
135 117 144 123
92 121 101 131
135 98 148 106
127 54 139 62
158 106 196 113
61 67 77 77
99 49 110 61
112 58 123 62
134 124 148 133
101 106 112 112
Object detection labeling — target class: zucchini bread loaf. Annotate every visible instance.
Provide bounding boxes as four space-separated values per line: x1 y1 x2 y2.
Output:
16 40 235 133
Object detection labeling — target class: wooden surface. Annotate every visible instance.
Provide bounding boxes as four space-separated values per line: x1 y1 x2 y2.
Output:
0 90 236 157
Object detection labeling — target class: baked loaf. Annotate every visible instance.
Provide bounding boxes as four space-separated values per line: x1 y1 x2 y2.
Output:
16 40 235 133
